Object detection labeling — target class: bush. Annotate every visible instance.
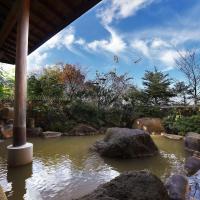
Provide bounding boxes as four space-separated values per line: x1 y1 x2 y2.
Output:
163 114 200 136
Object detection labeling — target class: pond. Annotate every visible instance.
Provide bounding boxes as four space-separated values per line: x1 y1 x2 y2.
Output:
0 135 189 200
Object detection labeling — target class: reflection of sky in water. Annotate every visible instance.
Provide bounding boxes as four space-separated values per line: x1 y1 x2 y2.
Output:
0 136 187 200
24 155 119 200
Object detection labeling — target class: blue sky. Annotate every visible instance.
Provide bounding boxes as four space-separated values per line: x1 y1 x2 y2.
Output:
27 0 200 87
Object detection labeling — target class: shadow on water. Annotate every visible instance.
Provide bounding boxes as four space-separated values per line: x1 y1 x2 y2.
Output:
6 164 32 200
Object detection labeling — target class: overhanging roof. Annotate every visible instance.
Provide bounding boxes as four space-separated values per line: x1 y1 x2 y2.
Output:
0 0 102 64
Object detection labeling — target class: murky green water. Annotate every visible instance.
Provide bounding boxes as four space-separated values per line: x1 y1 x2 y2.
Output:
0 136 188 200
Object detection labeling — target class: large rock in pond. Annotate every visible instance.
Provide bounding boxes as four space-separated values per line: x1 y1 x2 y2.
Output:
185 132 200 152
185 156 200 176
76 171 170 200
133 117 164 135
0 186 7 200
165 175 189 200
92 128 158 158
68 124 98 136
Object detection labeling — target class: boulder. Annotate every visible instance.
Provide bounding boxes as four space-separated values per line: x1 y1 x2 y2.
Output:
185 156 200 176
165 175 189 200
27 128 43 137
133 117 164 135
69 124 98 136
188 170 200 200
0 124 13 139
185 132 200 152
92 128 158 158
76 171 170 200
0 107 14 120
42 131 62 138
0 186 7 200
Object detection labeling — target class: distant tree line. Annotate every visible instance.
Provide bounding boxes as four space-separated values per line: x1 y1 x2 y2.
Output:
1 49 200 131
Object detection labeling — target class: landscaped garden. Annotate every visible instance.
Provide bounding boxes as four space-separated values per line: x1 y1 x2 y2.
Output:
1 0 200 199
1 52 200 199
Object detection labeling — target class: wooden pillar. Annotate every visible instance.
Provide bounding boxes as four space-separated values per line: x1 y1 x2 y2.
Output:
13 0 30 147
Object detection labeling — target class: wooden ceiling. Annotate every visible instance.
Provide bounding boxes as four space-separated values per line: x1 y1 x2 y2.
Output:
0 0 102 64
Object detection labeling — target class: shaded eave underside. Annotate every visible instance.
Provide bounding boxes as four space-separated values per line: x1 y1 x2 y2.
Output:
0 0 102 64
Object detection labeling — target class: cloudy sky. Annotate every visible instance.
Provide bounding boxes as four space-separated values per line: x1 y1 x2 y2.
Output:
27 0 200 86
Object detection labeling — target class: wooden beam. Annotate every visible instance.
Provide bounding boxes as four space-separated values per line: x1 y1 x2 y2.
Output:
37 1 67 21
0 1 18 49
29 0 102 54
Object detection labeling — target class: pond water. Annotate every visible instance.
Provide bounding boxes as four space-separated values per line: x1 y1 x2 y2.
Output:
0 135 189 200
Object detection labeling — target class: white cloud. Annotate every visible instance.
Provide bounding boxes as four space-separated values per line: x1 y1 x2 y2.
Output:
75 38 86 45
87 26 126 54
151 38 171 49
159 50 178 67
98 0 155 25
28 50 48 73
131 39 150 57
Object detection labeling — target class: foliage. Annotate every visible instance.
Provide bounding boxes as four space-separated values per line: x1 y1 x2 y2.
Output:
143 67 174 105
173 81 189 105
90 70 132 109
0 66 14 98
163 109 200 135
59 64 85 101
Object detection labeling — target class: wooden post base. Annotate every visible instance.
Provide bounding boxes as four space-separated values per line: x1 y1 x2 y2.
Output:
7 143 33 167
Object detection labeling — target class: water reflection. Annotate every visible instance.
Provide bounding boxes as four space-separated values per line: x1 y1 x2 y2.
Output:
7 164 32 200
0 136 188 200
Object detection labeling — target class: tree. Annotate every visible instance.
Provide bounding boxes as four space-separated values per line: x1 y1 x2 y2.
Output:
40 66 63 98
173 81 189 105
27 74 43 99
0 66 14 98
176 50 200 105
59 64 85 101
143 68 174 105
91 70 132 109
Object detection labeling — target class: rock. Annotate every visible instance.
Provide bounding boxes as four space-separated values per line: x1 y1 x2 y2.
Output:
0 107 14 120
162 133 183 140
69 124 98 136
99 127 107 134
92 128 158 158
42 131 62 138
165 175 189 200
185 132 200 152
0 124 13 139
0 186 7 200
76 171 170 200
27 128 43 137
188 170 200 200
185 156 200 176
133 117 164 135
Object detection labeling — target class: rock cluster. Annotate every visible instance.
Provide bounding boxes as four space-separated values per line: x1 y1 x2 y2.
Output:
92 128 158 158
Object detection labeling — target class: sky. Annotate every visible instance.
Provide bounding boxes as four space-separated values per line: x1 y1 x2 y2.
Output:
24 0 200 86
